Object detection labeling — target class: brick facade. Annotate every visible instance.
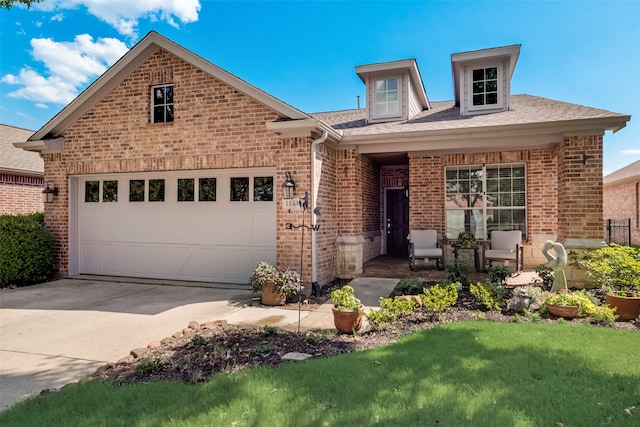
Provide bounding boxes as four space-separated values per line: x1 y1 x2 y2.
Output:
0 175 44 214
603 180 640 246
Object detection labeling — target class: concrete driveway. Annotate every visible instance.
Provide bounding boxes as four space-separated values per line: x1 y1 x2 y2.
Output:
0 276 398 412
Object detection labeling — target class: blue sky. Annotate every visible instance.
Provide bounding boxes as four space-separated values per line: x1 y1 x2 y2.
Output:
1 0 638 175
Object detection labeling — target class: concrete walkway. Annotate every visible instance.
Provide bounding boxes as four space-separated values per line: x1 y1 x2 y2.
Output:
0 276 398 412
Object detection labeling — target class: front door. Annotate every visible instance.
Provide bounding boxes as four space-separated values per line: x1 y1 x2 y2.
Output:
386 189 409 255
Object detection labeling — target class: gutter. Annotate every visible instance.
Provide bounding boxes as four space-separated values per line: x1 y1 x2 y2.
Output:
310 130 328 289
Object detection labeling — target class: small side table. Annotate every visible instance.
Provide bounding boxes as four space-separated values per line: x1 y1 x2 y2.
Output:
452 246 481 272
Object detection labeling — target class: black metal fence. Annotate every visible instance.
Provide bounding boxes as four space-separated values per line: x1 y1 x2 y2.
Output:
604 218 631 245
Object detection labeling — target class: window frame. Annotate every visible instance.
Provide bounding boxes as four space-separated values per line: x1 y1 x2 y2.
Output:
372 75 402 119
466 63 503 112
151 84 174 124
445 163 526 240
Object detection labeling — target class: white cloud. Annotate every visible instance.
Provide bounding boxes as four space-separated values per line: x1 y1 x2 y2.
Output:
36 0 201 37
621 149 640 155
2 35 129 105
50 14 64 22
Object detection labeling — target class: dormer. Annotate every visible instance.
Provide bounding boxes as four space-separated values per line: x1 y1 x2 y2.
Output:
356 59 430 124
451 44 520 116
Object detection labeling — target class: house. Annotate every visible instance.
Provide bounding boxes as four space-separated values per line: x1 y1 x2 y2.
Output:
15 32 630 286
603 160 640 245
1 124 43 214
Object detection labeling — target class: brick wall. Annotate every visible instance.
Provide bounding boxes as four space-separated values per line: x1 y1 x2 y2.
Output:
603 180 640 245
0 175 44 214
556 135 603 242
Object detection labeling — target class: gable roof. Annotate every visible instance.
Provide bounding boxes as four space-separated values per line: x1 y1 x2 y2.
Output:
0 124 42 175
22 31 310 149
604 159 640 186
312 94 630 153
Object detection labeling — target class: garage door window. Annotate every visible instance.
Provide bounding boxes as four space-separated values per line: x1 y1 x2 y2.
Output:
230 177 249 201
199 178 216 201
85 181 99 202
177 179 194 202
129 180 145 202
103 180 118 202
254 177 273 201
149 179 165 202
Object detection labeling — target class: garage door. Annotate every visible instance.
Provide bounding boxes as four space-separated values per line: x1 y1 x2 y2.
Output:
74 168 276 284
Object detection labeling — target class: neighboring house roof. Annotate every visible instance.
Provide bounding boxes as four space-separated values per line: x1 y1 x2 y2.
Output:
604 159 640 186
0 124 42 176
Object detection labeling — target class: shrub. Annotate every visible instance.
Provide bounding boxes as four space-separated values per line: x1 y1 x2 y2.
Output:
0 213 55 287
365 296 418 330
421 284 458 314
589 305 618 325
470 283 506 312
581 244 640 292
489 265 511 284
535 264 554 290
543 289 597 317
394 278 425 295
445 258 469 287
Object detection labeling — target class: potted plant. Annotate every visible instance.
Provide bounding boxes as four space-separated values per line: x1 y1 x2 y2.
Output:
330 285 364 334
249 262 302 306
543 289 596 319
454 231 475 249
581 244 640 320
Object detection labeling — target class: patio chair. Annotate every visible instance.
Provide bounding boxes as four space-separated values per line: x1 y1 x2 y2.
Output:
483 230 524 272
408 230 444 271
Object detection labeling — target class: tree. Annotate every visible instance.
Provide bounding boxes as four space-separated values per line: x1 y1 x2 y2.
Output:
0 0 43 10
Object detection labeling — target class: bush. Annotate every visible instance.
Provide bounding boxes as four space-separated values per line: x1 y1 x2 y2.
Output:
0 213 55 287
581 244 640 292
489 265 511 284
394 278 425 295
421 284 458 314
365 297 418 330
589 305 618 325
470 283 506 312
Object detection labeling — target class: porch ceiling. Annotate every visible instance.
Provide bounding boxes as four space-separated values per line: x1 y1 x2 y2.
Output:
365 152 408 166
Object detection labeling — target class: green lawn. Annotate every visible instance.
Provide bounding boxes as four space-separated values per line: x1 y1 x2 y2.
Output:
1 322 638 427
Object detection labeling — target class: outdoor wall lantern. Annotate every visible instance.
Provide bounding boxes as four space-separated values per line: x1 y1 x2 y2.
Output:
282 171 296 200
42 181 59 203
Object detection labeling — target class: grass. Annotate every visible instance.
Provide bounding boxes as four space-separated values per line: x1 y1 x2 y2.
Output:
1 322 638 426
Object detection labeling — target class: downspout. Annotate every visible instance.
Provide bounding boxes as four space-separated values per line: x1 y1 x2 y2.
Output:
311 130 328 292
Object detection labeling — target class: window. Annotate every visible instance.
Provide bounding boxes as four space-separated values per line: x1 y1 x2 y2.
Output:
149 179 165 202
177 179 194 202
152 85 174 123
445 163 526 240
129 180 145 202
199 178 217 202
103 180 118 202
471 67 498 107
253 177 273 201
375 78 399 116
230 177 249 201
85 181 99 202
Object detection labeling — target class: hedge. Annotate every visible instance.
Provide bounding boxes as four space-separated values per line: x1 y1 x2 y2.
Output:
0 213 55 287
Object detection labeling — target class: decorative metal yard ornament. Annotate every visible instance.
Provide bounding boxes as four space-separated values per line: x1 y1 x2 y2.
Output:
285 191 320 333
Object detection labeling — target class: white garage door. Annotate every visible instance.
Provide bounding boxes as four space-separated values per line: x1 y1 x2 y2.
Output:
74 168 276 284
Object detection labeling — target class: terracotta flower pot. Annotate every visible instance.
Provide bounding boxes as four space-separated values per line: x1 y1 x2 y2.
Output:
547 303 580 318
606 291 640 321
332 306 363 334
261 283 286 306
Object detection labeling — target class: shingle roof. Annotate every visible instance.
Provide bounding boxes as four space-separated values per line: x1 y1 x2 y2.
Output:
604 159 640 185
311 94 628 136
0 124 42 175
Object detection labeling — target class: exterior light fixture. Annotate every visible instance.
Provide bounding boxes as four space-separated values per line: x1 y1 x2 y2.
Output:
42 181 59 204
282 171 296 200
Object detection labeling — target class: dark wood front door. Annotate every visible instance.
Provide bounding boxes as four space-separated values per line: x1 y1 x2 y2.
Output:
386 189 409 255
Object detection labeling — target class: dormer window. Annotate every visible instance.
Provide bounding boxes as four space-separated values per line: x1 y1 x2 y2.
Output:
451 45 520 116
375 78 400 116
356 59 430 124
472 67 498 106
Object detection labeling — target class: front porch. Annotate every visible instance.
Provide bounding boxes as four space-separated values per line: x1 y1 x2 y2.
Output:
359 255 540 287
